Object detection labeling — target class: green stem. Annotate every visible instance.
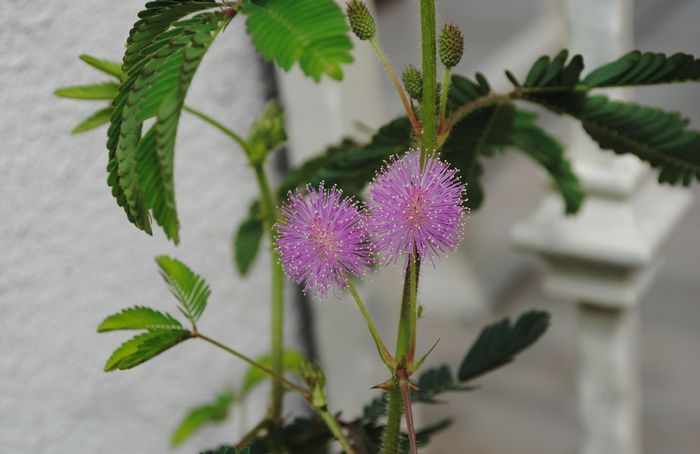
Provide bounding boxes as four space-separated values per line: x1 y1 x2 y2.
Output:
370 39 422 136
347 280 395 369
196 333 309 398
183 104 250 153
395 255 419 364
319 408 356 454
419 0 438 157
382 384 403 454
252 163 286 426
438 67 452 133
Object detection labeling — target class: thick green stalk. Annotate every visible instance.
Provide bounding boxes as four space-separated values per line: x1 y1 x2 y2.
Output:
420 0 438 156
382 384 403 454
252 163 285 426
395 256 419 363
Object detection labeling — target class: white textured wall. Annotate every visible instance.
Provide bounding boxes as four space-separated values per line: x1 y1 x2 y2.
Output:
0 1 285 453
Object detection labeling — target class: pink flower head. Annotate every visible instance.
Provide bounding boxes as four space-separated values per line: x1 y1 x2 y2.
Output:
275 184 373 297
367 151 466 265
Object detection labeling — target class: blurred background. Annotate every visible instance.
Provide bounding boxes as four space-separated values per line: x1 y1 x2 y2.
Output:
1 0 698 453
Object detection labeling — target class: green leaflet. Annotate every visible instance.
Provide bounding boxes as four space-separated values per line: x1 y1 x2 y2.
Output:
104 329 191 371
582 51 700 87
79 54 123 80
510 112 585 214
458 310 550 382
156 255 211 325
172 391 236 446
71 107 112 135
242 0 353 82
412 365 472 403
98 306 182 332
234 202 263 276
54 82 119 100
108 1 224 241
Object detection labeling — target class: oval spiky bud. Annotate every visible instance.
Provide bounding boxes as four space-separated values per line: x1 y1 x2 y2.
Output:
346 0 376 40
439 24 464 68
402 65 423 100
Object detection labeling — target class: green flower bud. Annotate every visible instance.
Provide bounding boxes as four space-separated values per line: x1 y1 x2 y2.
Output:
402 65 423 100
346 0 376 41
247 100 286 165
439 24 464 68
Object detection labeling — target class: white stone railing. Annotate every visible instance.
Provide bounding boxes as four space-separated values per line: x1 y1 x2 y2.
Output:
512 1 692 453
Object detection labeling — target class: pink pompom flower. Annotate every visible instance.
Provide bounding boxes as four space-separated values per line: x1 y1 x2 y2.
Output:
367 151 466 266
275 184 373 297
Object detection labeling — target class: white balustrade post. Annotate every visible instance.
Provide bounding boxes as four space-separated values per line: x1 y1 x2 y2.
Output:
511 1 692 454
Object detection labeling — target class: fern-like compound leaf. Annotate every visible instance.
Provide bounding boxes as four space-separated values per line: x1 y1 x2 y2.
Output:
242 0 353 82
576 96 700 185
104 328 191 371
582 51 700 88
98 306 183 332
108 1 224 241
156 255 211 324
458 310 550 383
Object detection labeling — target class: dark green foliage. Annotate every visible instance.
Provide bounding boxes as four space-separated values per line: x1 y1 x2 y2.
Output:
104 328 191 371
521 50 584 89
172 391 235 446
445 74 583 213
513 50 700 186
201 447 249 454
510 112 585 214
568 96 700 186
156 255 211 325
234 202 263 276
98 306 182 332
278 116 413 197
346 0 376 41
108 1 225 242
458 310 550 382
582 51 700 88
413 365 472 403
243 0 353 81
